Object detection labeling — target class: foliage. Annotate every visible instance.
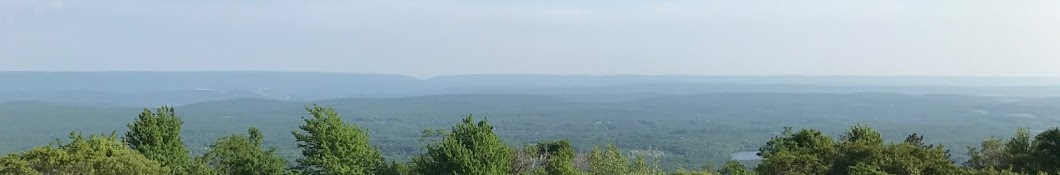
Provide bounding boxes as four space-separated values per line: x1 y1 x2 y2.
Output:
5 93 1055 170
413 115 513 175
671 168 718 175
1031 128 1060 173
292 104 385 175
963 168 1024 175
756 125 958 175
718 161 755 175
202 127 289 175
966 137 1006 169
536 140 580 175
124 106 213 175
12 101 1060 174
670 162 718 175
962 127 1060 174
630 155 665 175
756 127 833 175
584 143 666 175
847 163 887 175
1 133 167 174
588 144 630 175
377 162 415 175
1006 128 1034 173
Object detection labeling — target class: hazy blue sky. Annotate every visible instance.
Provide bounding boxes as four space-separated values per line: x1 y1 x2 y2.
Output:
2 0 1058 77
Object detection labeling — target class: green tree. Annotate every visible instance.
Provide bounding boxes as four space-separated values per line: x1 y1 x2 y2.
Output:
588 144 629 175
835 127 959 175
719 161 755 175
829 125 886 175
292 105 384 175
537 140 580 175
966 137 1006 169
756 125 958 175
202 127 289 175
756 150 822 175
1031 128 1060 173
755 127 833 175
840 125 884 145
1006 128 1033 173
847 163 887 175
0 154 37 175
413 115 513 175
630 155 664 175
124 106 212 175
904 133 925 147
963 168 1023 175
878 139 959 174
672 162 718 175
671 168 718 175
2 132 167 175
377 162 414 175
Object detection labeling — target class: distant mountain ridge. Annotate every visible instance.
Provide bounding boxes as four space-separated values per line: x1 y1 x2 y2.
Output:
3 71 1060 106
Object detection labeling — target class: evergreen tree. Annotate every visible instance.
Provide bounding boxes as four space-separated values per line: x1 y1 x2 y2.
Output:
840 125 884 145
123 106 212 175
202 127 289 175
413 115 513 175
904 133 925 147
292 105 384 175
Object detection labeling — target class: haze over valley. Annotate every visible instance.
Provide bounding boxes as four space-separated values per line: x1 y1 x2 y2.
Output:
3 72 1060 171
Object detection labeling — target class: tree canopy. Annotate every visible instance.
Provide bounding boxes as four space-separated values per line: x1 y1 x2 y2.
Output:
292 104 385 175
202 127 289 175
5 104 1060 175
124 106 212 175
413 115 513 175
1 133 167 175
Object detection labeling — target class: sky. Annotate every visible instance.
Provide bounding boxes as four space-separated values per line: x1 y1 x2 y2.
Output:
1 0 1059 77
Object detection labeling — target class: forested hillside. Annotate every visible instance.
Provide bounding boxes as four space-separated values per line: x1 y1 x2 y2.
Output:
2 104 1057 174
3 92 1059 173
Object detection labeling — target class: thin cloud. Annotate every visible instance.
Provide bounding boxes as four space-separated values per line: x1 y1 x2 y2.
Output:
1 0 1058 76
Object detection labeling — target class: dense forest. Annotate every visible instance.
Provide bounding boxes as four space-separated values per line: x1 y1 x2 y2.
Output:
1 105 1058 175
6 92 1057 171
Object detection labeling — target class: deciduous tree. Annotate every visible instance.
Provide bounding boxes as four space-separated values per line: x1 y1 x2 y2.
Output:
2 132 167 175
292 105 384 175
413 115 513 175
124 106 212 175
202 127 289 175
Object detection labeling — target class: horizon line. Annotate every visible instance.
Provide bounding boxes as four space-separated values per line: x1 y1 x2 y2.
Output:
1 70 1060 79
